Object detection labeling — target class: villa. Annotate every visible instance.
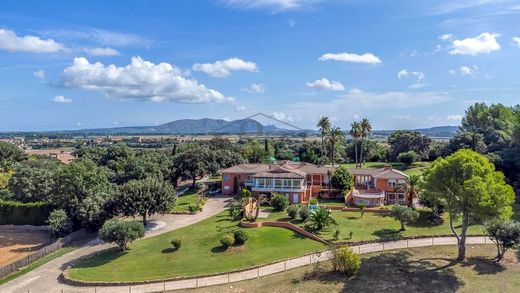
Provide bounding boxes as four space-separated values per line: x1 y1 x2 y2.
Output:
221 161 409 206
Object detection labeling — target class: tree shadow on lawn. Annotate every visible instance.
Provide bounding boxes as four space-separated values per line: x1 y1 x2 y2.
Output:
407 210 445 228
461 256 505 275
62 247 127 270
372 228 401 240
299 250 462 292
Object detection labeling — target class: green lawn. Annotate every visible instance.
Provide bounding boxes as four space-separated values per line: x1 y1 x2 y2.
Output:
340 161 431 176
260 207 484 242
171 189 204 213
180 245 520 293
67 212 325 282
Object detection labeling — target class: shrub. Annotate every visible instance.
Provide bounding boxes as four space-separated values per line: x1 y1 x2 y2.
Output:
0 200 50 225
287 204 300 219
48 209 72 239
299 205 310 221
98 219 145 251
171 239 182 250
239 189 251 199
271 193 289 211
333 228 341 241
389 205 419 231
220 235 234 249
229 200 244 220
397 151 418 166
309 197 319 205
330 245 361 276
485 220 520 262
188 204 201 213
233 230 249 245
307 207 337 231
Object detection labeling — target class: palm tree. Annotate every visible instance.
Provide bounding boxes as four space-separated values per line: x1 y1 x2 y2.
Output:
359 118 372 168
307 207 338 231
395 174 421 208
328 127 344 166
349 122 361 168
317 116 331 161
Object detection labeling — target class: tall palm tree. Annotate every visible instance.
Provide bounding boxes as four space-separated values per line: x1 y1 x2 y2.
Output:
396 174 421 208
349 122 361 168
359 118 372 168
328 127 344 166
317 116 331 161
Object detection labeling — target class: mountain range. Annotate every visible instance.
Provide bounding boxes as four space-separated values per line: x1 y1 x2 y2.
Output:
0 118 459 137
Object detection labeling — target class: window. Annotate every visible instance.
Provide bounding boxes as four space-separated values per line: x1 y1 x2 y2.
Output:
398 193 405 200
388 193 396 200
388 179 397 187
224 186 230 190
223 175 230 182
397 179 406 184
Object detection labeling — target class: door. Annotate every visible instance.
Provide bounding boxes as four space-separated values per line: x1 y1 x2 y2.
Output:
292 193 299 204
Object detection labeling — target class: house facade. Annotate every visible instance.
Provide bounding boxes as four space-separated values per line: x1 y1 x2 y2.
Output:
346 166 409 206
221 161 337 204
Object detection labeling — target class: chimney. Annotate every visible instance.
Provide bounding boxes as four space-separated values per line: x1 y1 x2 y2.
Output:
384 165 392 171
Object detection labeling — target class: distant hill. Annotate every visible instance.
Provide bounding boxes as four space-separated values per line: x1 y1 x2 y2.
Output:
373 126 458 138
69 118 291 135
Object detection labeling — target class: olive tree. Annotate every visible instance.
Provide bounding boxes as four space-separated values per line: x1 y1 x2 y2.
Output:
422 149 515 260
389 205 419 231
118 177 177 225
98 219 144 251
485 220 520 262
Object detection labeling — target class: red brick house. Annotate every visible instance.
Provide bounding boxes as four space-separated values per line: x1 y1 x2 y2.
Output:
346 166 409 206
221 162 409 206
221 161 337 204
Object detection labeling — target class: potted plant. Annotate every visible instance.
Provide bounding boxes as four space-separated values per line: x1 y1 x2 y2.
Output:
308 197 319 211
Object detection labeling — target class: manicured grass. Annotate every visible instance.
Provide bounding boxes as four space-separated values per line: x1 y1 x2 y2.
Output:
0 236 94 285
180 245 520 293
340 161 431 176
171 189 204 213
316 198 345 208
261 207 484 242
67 212 325 282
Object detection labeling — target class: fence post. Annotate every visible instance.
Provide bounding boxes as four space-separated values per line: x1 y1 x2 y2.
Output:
228 272 230 283
196 278 198 288
432 237 434 246
358 245 361 254
382 242 385 251
407 239 409 248
484 236 487 244
129 285 131 293
163 282 166 292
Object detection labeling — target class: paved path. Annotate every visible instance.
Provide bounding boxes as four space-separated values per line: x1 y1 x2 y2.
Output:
0 196 230 293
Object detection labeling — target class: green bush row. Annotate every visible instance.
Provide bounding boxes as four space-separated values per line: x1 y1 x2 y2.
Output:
0 200 50 225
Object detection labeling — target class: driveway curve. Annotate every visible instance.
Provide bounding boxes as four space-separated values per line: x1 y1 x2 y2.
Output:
0 196 230 293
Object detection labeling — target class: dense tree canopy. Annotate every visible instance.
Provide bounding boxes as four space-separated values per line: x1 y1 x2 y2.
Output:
331 166 354 193
50 159 115 228
0 142 26 165
388 130 431 160
422 149 515 260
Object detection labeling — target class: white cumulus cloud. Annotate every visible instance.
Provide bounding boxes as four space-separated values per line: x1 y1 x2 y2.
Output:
61 56 234 103
397 69 409 79
83 47 120 56
0 29 65 53
247 83 265 94
192 58 258 77
306 78 345 91
446 114 463 121
33 70 46 79
460 65 478 75
439 33 453 41
319 52 382 64
449 32 500 55
52 95 73 103
272 112 293 122
512 37 520 47
235 105 247 112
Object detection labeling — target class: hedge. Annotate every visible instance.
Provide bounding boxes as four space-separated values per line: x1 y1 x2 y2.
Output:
0 200 50 225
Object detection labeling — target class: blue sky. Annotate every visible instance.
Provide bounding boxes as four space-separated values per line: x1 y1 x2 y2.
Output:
1 0 519 131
